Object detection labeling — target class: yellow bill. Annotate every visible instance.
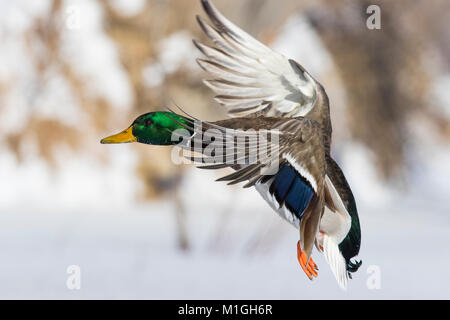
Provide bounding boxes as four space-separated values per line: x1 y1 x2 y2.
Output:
100 126 137 144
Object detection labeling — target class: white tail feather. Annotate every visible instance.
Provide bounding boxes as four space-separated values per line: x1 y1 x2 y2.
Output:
323 234 348 290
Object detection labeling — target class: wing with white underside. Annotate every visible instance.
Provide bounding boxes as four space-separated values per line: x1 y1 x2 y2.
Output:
167 113 327 259
195 0 321 118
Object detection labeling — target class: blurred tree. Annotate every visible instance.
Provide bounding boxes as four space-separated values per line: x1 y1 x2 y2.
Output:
306 0 450 180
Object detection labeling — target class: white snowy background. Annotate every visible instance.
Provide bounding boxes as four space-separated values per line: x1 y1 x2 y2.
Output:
0 0 449 299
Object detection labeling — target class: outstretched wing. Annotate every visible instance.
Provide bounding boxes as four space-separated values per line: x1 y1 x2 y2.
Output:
168 112 326 259
195 0 322 118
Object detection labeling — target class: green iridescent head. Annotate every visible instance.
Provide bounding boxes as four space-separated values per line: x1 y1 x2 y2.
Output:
100 111 192 146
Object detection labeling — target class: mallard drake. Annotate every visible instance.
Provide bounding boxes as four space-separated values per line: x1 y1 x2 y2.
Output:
101 0 361 289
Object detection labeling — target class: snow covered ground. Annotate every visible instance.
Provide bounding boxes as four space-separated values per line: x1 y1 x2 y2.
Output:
1 166 449 300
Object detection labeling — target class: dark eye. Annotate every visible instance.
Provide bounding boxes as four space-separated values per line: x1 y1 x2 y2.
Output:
145 119 153 126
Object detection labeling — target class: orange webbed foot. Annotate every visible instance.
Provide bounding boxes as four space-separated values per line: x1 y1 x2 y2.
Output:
297 241 318 280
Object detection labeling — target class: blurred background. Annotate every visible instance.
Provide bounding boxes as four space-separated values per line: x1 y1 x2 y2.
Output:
0 0 449 299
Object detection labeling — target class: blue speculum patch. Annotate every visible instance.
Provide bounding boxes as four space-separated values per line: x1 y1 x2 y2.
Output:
269 163 314 220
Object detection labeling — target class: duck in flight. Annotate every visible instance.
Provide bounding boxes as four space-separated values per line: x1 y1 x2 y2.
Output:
101 0 361 289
